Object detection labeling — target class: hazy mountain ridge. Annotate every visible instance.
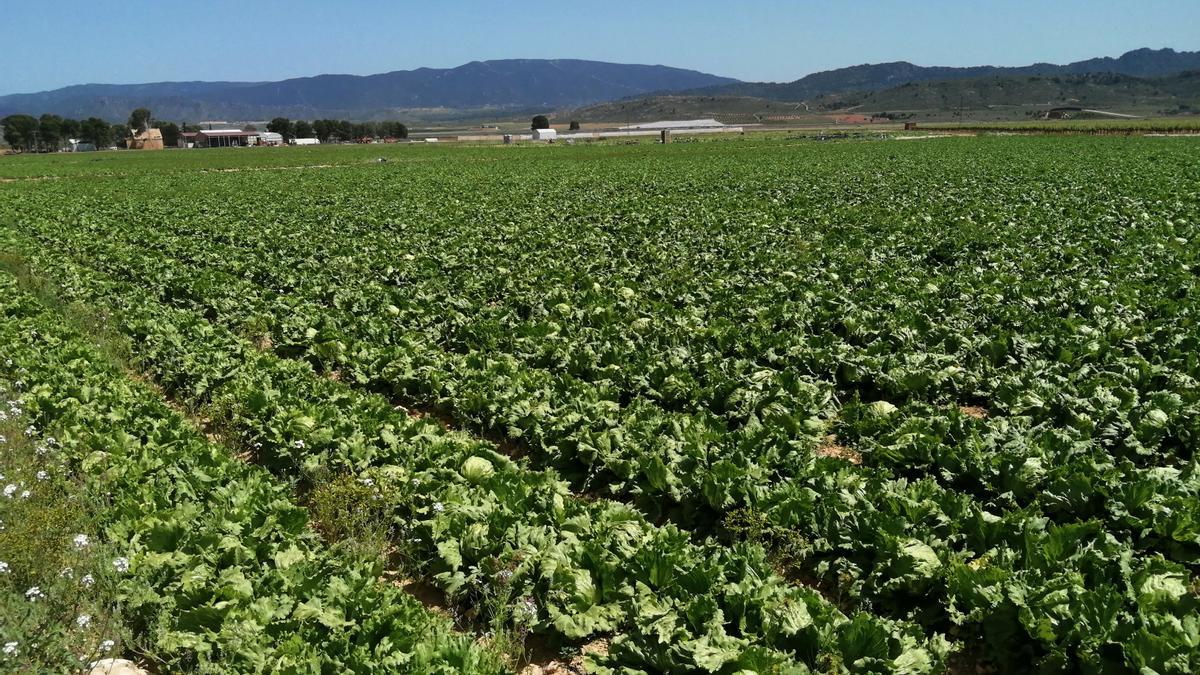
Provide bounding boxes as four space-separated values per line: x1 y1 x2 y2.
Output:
2 48 1197 123
687 48 1200 101
0 60 738 122
818 71 1200 113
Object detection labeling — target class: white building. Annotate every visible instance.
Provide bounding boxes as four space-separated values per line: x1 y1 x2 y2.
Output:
258 131 284 146
292 138 320 146
66 139 97 152
532 128 558 141
618 119 725 130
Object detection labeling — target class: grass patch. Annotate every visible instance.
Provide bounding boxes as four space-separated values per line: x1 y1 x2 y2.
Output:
0 383 129 670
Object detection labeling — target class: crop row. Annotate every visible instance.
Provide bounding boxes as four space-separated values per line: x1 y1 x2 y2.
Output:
0 273 508 673
0 258 947 672
0 138 1195 667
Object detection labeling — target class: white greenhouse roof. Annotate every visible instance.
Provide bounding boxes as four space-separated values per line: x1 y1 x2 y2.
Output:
618 119 725 130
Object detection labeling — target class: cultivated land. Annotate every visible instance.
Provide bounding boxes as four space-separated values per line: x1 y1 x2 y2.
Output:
0 136 1198 673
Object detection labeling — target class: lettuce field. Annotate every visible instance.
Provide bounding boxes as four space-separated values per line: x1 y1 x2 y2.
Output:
0 136 1197 673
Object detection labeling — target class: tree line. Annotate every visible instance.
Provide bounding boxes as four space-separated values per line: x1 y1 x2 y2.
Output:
1 108 187 152
266 118 408 143
2 108 410 152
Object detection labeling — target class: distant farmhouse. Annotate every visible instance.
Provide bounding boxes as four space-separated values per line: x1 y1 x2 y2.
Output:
128 128 164 150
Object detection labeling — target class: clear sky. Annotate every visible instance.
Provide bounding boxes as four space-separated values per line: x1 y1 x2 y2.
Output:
2 0 1197 94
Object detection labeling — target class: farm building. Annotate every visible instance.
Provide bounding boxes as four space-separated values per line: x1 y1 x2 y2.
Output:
179 132 199 148
195 129 260 147
259 131 285 146
293 138 320 146
128 128 164 150
66 139 97 152
532 128 557 141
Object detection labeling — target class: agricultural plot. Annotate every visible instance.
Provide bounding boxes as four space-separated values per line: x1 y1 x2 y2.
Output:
0 136 1197 673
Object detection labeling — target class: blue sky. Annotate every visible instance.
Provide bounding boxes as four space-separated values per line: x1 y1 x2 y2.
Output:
2 0 1197 94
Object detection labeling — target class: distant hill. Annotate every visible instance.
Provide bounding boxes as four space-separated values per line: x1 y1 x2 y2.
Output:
813 71 1200 116
568 71 1200 124
0 60 739 122
689 48 1200 101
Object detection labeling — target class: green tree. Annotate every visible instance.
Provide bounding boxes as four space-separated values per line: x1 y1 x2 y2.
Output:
312 119 336 142
293 120 313 139
267 117 293 139
38 114 65 150
110 123 131 148
531 115 550 130
1 114 39 151
60 118 81 141
158 122 181 147
380 120 407 139
80 117 112 148
128 108 152 133
569 120 580 130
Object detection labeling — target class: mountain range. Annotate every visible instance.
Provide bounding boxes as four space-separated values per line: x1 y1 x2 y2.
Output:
0 48 1196 123
683 48 1200 101
0 60 736 122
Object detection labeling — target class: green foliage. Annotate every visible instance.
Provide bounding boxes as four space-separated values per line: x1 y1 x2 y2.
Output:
0 135 1198 672
157 122 181 147
1 114 39 151
80 117 112 148
127 108 151 133
0 277 508 673
0 387 129 671
267 117 292 139
531 115 550 130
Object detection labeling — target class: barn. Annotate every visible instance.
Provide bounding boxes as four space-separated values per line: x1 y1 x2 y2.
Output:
195 130 260 147
532 128 558 141
128 128 164 150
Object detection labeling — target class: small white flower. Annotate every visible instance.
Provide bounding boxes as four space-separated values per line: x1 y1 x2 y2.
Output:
36 470 49 481
76 614 92 628
99 639 115 652
432 502 445 513
0 561 9 573
358 478 375 486
2 484 16 498
24 425 36 437
25 586 45 601
45 436 57 446
2 641 16 656
113 557 130 573
73 534 90 549
519 596 538 619
81 574 95 586
35 445 49 456
0 412 7 422
59 567 74 579
292 439 305 449
19 490 29 499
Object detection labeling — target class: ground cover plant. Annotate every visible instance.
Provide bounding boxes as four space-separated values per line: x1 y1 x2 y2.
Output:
0 135 1197 673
